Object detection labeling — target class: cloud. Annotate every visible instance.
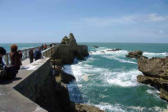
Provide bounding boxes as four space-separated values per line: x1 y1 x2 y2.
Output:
75 13 168 27
145 13 168 22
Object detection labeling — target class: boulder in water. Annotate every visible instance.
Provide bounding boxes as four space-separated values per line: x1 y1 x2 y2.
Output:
126 50 143 59
75 104 104 112
106 48 121 52
93 45 99 48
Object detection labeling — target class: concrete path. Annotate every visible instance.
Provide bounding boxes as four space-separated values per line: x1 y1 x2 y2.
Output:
0 58 49 112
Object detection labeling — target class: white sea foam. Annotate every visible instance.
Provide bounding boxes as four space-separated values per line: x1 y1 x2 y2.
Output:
94 103 167 112
95 103 125 112
90 48 137 64
144 52 167 58
64 63 107 82
146 88 161 99
103 55 137 64
106 69 141 87
64 62 141 87
90 48 128 57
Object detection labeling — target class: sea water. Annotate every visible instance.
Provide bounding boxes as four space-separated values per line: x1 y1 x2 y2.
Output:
1 43 168 112
64 43 168 112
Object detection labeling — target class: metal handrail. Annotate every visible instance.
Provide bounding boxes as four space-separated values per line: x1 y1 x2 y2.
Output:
3 44 56 65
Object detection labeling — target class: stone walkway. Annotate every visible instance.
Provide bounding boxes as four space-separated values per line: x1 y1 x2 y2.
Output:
0 58 49 112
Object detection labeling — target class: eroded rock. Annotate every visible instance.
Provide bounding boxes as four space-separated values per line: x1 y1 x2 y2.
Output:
126 50 143 59
138 57 168 78
53 33 89 64
137 56 168 102
75 104 104 112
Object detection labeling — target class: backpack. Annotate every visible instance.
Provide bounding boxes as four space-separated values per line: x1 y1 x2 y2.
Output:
0 65 7 80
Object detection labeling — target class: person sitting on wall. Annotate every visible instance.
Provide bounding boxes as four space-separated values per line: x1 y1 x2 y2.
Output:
34 47 42 61
5 44 22 79
29 49 34 63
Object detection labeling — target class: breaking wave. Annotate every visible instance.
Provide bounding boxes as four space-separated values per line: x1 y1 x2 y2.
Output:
143 52 167 58
94 103 167 112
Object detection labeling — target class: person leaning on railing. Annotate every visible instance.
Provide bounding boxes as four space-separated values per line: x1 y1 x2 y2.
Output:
34 47 42 61
29 49 34 63
4 44 22 79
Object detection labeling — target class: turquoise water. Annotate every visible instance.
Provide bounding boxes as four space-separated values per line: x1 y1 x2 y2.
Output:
65 43 168 112
1 43 168 112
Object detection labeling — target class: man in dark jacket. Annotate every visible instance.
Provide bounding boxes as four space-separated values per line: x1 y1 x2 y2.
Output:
34 47 42 61
29 49 34 63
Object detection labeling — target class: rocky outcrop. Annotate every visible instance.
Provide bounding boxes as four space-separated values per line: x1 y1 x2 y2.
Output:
61 36 69 44
61 71 75 84
137 56 168 101
138 56 168 78
53 33 89 64
93 45 99 48
75 104 104 112
126 50 143 59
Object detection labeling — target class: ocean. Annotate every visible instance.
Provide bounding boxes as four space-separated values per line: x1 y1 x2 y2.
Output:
65 43 168 112
1 43 168 112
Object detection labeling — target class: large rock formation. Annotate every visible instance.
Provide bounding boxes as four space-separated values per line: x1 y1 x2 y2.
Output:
53 33 89 64
138 56 168 78
126 50 143 59
137 56 168 101
61 36 69 44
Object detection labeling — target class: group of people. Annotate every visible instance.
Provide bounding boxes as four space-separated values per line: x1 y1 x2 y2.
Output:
29 47 42 63
0 44 43 81
0 44 22 80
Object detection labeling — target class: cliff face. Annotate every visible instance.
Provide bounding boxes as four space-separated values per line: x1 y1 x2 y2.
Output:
54 33 89 64
137 56 168 101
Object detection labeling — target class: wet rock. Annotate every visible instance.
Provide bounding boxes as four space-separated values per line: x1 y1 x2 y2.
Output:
137 56 168 102
126 50 143 59
93 45 99 48
138 57 168 78
75 104 104 112
137 75 168 90
61 71 75 84
160 88 168 101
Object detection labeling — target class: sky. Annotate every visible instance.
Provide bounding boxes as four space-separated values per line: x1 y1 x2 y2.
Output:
0 0 168 43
